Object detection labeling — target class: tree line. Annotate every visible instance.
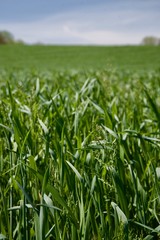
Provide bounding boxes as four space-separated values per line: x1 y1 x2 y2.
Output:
0 30 160 45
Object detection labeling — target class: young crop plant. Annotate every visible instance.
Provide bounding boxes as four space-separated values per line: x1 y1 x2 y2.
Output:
0 68 160 239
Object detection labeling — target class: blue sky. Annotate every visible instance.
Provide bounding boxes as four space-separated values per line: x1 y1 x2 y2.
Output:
0 0 160 45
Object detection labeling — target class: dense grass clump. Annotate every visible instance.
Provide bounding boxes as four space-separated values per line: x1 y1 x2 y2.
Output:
0 68 160 239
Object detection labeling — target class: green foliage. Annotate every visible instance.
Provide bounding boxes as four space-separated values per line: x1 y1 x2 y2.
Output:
0 68 160 239
0 31 15 44
142 36 160 46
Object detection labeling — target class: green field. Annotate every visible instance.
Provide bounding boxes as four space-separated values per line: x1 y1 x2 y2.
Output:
0 45 160 72
0 45 160 239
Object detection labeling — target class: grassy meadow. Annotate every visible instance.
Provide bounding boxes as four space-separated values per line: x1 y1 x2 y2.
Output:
0 45 160 71
0 45 160 239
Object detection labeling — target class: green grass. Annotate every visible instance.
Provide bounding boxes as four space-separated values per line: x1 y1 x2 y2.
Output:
0 66 160 239
0 45 160 72
0 44 160 239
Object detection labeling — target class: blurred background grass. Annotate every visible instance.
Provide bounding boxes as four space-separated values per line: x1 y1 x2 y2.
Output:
0 45 160 72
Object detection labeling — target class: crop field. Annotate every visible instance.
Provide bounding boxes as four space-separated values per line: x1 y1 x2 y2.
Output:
0 46 160 239
0 45 160 71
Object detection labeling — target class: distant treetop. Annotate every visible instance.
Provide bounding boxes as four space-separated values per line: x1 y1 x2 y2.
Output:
141 36 160 46
0 30 24 45
0 31 15 44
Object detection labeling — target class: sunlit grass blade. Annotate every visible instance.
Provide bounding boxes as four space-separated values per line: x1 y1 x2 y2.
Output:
0 234 6 239
66 160 83 182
